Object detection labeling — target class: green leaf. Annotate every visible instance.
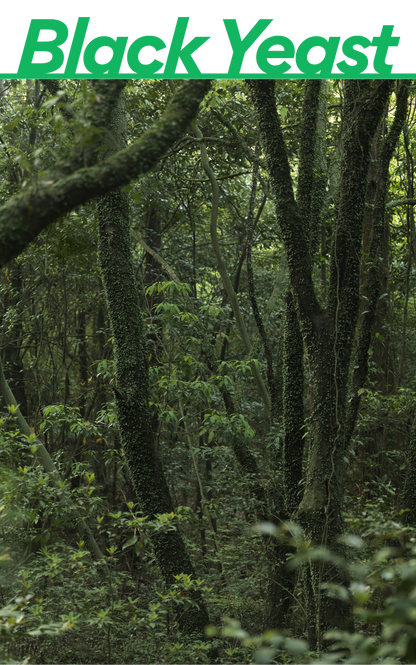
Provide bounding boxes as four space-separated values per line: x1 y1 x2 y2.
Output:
122 535 139 550
285 638 307 656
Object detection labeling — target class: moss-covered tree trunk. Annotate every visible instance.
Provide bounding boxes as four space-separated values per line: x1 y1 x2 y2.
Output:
263 290 305 630
97 83 210 635
344 81 409 450
143 206 164 451
247 78 397 646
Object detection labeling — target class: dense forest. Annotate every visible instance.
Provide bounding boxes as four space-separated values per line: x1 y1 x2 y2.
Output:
1 77 416 664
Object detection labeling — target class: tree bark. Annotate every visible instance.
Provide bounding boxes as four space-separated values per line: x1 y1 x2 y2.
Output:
344 81 409 449
247 78 394 645
96 83 210 635
0 79 212 270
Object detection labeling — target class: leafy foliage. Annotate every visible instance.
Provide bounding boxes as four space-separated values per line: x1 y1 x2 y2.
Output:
0 78 416 663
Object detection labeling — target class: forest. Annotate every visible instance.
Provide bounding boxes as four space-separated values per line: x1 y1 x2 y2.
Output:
1 77 416 664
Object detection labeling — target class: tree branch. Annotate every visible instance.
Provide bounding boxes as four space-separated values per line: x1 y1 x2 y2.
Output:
0 79 212 268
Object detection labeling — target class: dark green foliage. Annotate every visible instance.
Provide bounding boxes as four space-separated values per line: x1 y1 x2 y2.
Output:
1 78 416 664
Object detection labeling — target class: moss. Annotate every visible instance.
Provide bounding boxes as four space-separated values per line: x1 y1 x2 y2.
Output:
0 79 212 269
247 78 395 644
283 290 305 517
97 87 210 636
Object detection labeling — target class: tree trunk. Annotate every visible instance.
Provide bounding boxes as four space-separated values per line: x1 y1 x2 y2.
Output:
143 206 164 451
247 78 395 647
97 83 210 635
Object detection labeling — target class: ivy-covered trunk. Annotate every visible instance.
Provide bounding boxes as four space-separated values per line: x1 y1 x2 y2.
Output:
247 79 395 646
296 321 352 645
263 291 305 630
97 83 210 635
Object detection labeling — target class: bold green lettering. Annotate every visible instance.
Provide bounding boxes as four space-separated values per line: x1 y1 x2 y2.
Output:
65 17 89 76
163 14 214 73
220 16 276 71
83 36 128 75
17 16 71 78
294 35 343 78
127 36 166 75
253 32 296 78
337 36 371 74
371 22 403 77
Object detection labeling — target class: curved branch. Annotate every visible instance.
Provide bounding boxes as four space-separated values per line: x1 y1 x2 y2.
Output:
0 79 212 268
211 108 273 199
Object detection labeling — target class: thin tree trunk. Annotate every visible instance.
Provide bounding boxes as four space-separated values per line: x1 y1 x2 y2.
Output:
0 357 108 572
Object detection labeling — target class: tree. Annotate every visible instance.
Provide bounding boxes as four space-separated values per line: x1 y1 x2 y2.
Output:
0 78 213 637
95 81 210 633
246 79 409 646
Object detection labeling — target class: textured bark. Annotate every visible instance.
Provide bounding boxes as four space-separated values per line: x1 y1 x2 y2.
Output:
97 85 210 636
283 292 305 518
344 81 409 450
246 185 303 627
247 78 394 645
0 79 212 269
143 207 164 449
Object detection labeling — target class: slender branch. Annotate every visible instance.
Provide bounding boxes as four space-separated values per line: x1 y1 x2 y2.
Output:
0 358 108 572
246 143 277 420
195 125 271 419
